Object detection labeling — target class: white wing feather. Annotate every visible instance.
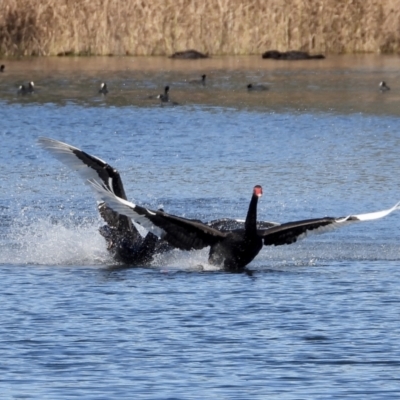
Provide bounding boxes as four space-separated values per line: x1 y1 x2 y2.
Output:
88 179 165 237
38 137 108 183
350 202 400 221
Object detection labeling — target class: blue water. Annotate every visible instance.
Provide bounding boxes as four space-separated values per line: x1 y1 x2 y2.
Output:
1 56 400 398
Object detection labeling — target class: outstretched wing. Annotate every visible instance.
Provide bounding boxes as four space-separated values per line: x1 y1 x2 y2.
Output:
38 137 127 199
260 202 400 246
38 137 134 234
88 179 227 251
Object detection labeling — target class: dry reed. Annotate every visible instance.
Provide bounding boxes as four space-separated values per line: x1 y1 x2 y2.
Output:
0 0 399 57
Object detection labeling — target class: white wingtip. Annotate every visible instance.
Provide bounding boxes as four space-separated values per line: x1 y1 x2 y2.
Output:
38 137 109 183
354 201 400 221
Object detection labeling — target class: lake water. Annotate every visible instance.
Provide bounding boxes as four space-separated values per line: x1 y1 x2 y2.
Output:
1 55 400 399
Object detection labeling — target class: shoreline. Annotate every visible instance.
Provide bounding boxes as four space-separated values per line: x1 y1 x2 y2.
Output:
0 54 399 118
1 0 400 57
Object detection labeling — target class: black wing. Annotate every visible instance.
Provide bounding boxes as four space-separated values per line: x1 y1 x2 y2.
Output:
260 217 340 246
38 137 135 235
260 202 400 246
38 137 127 199
89 179 227 251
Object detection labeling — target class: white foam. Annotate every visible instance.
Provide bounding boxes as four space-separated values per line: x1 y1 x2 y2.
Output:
0 214 221 270
0 217 111 266
2 215 398 270
151 248 221 272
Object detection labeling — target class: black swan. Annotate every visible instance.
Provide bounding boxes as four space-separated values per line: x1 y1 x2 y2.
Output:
38 138 272 265
89 180 400 272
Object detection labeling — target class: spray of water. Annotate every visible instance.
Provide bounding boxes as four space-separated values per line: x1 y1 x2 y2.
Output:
0 212 222 271
1 213 398 270
151 247 221 272
0 215 111 266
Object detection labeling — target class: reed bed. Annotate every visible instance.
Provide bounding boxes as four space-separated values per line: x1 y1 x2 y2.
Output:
0 0 399 56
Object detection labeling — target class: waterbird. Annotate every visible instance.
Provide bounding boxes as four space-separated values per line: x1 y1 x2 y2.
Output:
27 81 34 93
89 180 400 273
17 82 34 95
379 81 390 92
37 137 261 264
17 82 35 95
262 50 325 60
189 74 206 85
99 82 108 95
247 83 269 91
157 86 170 102
17 85 27 95
37 137 166 264
157 86 179 105
170 50 208 59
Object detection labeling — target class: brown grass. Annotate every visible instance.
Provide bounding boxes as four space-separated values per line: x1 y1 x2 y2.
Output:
0 0 399 56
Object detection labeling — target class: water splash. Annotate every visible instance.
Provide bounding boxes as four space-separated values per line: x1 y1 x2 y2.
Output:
0 216 111 266
151 248 221 272
0 212 222 270
1 212 399 270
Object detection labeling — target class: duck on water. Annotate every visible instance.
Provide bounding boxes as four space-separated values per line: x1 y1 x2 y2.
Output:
189 74 206 85
247 83 268 91
99 82 108 95
156 86 179 105
379 81 390 92
89 179 400 272
38 138 275 266
18 81 34 95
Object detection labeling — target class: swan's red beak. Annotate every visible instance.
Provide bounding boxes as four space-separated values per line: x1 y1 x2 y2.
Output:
254 185 263 197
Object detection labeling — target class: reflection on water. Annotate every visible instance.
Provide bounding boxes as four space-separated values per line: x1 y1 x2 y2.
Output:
1 55 400 114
